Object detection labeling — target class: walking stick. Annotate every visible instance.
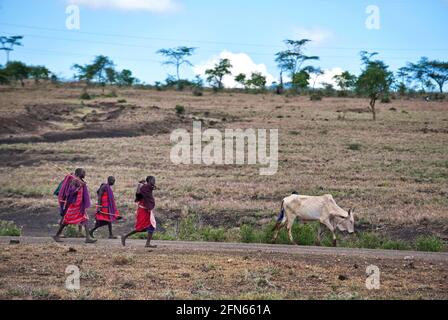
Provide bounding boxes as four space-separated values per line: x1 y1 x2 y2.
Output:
52 164 88 185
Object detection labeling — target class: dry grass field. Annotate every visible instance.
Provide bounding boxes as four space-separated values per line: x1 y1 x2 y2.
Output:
0 84 447 243
0 241 447 300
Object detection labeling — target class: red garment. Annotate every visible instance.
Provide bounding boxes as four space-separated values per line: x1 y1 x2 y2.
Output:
96 192 120 222
134 200 155 232
63 185 89 225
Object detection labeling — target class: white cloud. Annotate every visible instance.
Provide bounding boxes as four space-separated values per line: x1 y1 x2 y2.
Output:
194 51 277 88
310 67 344 88
68 0 179 12
293 27 333 45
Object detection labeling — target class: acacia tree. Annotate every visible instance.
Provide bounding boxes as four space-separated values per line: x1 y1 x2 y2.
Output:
3 61 30 87
403 57 448 93
308 66 324 91
405 57 432 93
73 55 115 93
29 66 51 84
247 72 267 91
274 51 292 93
235 73 248 89
157 46 196 87
292 70 310 93
235 72 266 91
105 67 116 86
395 67 411 95
116 69 136 86
275 39 319 93
205 58 232 90
333 71 357 96
423 59 448 93
356 51 394 121
0 36 23 63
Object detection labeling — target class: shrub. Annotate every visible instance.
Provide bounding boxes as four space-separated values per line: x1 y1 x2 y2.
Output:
105 90 118 98
415 235 445 252
348 143 362 151
200 226 226 242
178 214 201 241
380 96 391 103
193 87 203 96
80 91 91 100
310 92 323 101
152 232 177 241
0 220 21 236
117 99 127 103
154 81 163 91
381 240 410 250
64 225 83 238
294 223 318 246
240 224 255 243
357 232 382 249
175 105 186 115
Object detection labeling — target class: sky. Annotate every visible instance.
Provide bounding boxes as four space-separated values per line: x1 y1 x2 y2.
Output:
0 0 447 87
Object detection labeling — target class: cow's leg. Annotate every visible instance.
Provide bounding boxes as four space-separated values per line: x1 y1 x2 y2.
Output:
316 224 323 246
286 216 297 245
321 220 337 247
272 221 284 243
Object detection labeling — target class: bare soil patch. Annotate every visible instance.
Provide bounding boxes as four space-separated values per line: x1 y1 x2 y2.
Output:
0 101 189 144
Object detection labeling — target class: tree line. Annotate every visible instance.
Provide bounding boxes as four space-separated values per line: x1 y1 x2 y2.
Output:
1 35 447 120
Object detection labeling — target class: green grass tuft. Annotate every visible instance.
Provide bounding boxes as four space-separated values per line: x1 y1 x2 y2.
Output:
415 235 445 252
0 220 21 236
64 225 83 238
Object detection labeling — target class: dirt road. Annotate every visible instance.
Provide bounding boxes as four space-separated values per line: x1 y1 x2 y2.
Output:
1 236 447 299
1 236 447 262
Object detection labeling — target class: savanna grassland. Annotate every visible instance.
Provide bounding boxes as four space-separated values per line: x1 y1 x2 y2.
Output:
0 84 447 244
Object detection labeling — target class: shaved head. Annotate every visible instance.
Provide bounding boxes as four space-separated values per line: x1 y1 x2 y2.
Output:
108 176 116 186
74 168 86 179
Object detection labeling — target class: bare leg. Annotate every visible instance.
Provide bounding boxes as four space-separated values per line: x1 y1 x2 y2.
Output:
53 224 66 242
121 230 138 247
89 223 100 238
78 225 83 237
84 224 97 244
145 232 157 248
108 223 117 239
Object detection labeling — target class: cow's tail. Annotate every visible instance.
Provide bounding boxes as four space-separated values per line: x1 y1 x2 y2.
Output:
272 200 286 231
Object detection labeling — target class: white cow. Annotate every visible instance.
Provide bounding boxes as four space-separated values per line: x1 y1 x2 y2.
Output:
272 194 355 246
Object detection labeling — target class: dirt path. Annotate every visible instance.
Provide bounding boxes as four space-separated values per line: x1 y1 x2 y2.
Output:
2 236 447 262
1 236 447 299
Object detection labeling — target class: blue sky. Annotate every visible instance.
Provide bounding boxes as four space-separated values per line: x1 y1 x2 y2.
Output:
0 0 447 86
